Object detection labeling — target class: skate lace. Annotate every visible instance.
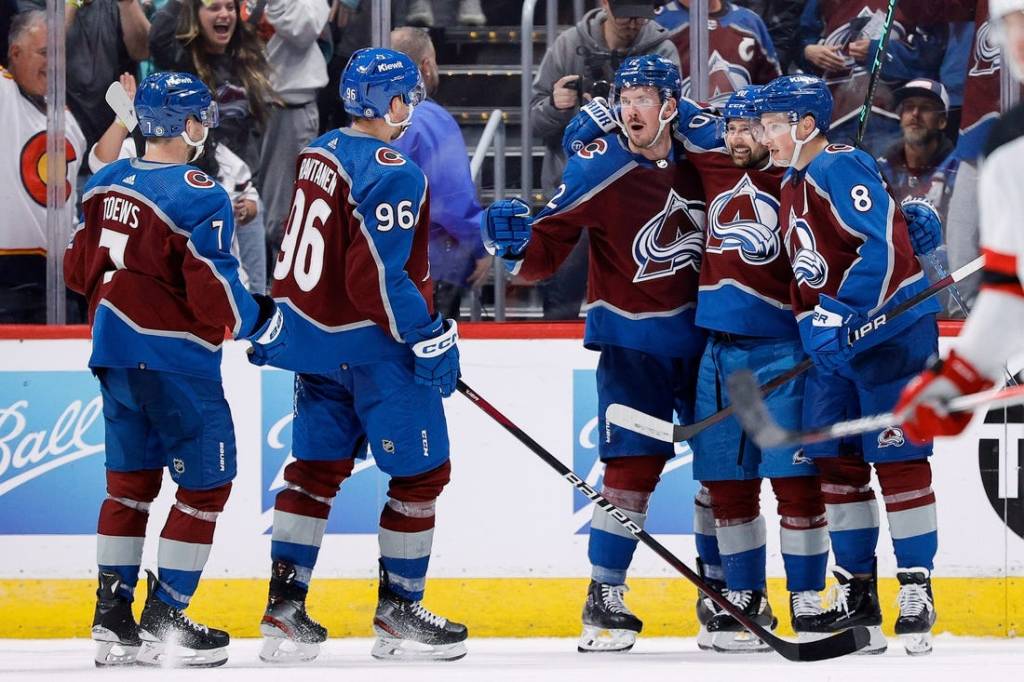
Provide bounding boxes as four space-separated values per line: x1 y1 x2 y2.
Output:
896 583 932 618
791 591 823 618
600 584 631 614
175 610 209 635
823 582 851 615
411 602 446 628
724 590 753 609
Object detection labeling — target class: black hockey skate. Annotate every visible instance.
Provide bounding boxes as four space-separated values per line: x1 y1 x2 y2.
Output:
371 562 468 661
705 589 777 653
91 571 142 667
895 567 936 656
578 580 643 653
137 570 229 668
259 560 327 663
790 590 826 642
797 565 887 654
695 559 726 651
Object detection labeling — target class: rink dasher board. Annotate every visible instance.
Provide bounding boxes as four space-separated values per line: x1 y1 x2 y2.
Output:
0 331 1021 638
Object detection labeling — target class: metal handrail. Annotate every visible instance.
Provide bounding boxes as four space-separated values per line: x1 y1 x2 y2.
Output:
469 110 507 321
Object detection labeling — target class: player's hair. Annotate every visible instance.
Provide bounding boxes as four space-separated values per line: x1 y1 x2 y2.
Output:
8 9 45 54
390 26 434 66
174 0 277 124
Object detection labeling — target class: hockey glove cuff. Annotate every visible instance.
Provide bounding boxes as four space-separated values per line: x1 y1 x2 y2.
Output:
246 294 288 367
561 97 615 156
482 198 532 260
901 197 942 256
407 314 460 398
808 295 864 373
895 350 994 444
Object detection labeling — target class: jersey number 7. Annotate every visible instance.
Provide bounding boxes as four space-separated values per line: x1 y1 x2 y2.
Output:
274 187 332 292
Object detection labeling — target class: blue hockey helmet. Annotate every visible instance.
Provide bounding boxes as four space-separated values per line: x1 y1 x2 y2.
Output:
340 47 425 120
612 54 683 104
134 72 219 138
722 85 762 121
754 75 833 133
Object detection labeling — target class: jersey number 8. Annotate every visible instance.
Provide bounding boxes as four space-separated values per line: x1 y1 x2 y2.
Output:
274 187 332 291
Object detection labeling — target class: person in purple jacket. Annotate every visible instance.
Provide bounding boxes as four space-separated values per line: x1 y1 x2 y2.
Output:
391 27 490 319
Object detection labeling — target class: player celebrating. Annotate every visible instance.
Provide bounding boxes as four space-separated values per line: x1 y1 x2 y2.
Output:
65 72 286 668
755 74 941 655
255 47 466 663
484 54 707 653
562 87 829 652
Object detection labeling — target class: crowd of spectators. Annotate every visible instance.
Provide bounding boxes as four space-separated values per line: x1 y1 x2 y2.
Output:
0 0 1014 323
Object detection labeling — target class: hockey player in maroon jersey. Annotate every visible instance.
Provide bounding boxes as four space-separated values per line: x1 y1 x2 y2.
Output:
484 54 706 653
255 47 467 663
756 74 941 655
65 72 286 667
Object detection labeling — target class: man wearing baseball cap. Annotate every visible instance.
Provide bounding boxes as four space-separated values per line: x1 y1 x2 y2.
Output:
878 78 956 215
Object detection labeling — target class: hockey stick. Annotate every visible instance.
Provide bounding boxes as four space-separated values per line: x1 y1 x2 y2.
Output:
726 370 1024 449
456 380 870 661
104 81 146 158
855 0 900 146
606 254 985 444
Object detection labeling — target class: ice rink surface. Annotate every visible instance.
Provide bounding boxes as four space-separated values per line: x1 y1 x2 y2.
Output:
1 636 1020 682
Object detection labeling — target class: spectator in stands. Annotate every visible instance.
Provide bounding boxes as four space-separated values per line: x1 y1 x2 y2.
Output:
531 0 679 320
732 0 804 72
18 0 150 152
798 0 916 155
390 26 488 320
654 0 781 106
878 79 955 216
405 0 485 28
245 0 329 268
149 0 277 292
0 10 86 323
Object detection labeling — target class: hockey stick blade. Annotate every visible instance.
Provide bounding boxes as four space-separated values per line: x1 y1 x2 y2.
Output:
729 373 1024 448
105 81 137 131
457 380 870 661
606 254 985 444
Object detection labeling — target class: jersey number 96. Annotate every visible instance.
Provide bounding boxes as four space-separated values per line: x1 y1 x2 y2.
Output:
274 187 332 291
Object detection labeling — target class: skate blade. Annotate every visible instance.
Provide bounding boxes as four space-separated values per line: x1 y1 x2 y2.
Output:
696 625 714 651
136 639 228 668
93 640 140 667
900 631 933 656
710 629 771 654
577 625 637 653
370 635 467 662
259 635 321 664
852 626 887 655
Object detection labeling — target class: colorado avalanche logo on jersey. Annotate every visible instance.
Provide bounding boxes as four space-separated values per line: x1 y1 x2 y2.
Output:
375 148 406 166
878 426 905 448
683 51 752 106
969 21 1001 77
632 189 705 282
786 208 828 289
706 175 780 265
184 169 215 189
577 138 608 160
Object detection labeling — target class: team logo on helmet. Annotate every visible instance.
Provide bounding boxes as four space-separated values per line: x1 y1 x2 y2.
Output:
878 426 906 448
184 169 215 189
785 208 828 289
19 131 77 208
577 138 608 160
632 190 705 282
969 21 1001 77
706 175 781 265
375 148 406 166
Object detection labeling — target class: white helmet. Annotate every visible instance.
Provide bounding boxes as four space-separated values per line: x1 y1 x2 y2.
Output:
991 0 1024 82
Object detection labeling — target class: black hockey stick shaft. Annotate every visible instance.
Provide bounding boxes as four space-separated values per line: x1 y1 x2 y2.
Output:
855 0 900 145
456 380 868 661
661 254 983 442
